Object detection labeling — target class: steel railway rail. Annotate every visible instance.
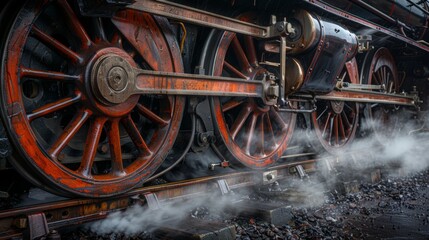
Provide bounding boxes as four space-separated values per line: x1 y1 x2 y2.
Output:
0 159 317 239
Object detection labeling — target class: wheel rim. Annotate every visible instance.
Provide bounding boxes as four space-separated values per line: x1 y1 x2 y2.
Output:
210 30 296 168
1 0 184 197
311 60 359 153
361 48 400 141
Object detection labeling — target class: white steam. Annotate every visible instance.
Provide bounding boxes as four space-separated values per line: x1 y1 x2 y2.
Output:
89 109 429 236
324 117 429 175
89 194 239 236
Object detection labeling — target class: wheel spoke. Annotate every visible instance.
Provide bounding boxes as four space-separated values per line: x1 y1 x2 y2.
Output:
224 61 249 79
387 77 394 93
376 69 385 85
111 32 123 46
382 66 387 85
31 26 82 64
57 0 92 48
328 115 334 145
222 98 245 112
20 67 81 82
107 119 125 176
264 113 277 146
344 102 355 111
258 115 265 155
372 72 381 85
94 17 107 43
231 36 252 73
136 103 169 127
28 94 82 122
339 71 347 82
316 106 329 121
244 36 258 67
270 110 287 130
121 115 152 156
48 109 91 159
341 111 351 131
339 114 346 140
77 117 106 177
370 103 379 109
334 115 339 146
230 104 252 140
322 112 332 137
244 113 258 154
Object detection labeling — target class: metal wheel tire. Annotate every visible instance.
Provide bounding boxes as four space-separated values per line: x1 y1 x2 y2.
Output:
1 0 185 197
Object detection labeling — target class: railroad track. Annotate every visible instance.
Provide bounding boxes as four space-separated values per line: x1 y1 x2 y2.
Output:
0 158 318 239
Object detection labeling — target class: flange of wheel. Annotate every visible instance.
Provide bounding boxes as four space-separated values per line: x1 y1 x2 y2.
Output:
0 0 184 197
201 14 296 169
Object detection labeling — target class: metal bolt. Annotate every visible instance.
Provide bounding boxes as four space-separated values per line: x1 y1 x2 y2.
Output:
276 23 285 32
58 153 65 161
98 144 109 154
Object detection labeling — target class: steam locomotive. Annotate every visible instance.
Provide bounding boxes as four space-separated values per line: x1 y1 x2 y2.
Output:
0 0 427 197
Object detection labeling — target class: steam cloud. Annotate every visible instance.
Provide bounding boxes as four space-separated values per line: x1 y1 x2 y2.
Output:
89 110 429 236
322 117 429 175
89 194 239 236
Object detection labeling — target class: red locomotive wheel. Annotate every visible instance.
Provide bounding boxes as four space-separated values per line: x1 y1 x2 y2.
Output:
360 48 401 142
0 0 184 197
204 27 296 168
311 60 359 154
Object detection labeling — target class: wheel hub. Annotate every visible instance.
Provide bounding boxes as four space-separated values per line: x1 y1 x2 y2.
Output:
330 101 344 114
91 53 135 105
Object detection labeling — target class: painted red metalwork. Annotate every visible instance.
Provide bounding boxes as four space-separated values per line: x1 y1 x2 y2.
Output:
1 0 185 197
209 28 296 169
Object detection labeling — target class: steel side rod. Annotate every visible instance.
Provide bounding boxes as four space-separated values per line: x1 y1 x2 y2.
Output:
127 0 275 38
134 69 264 97
294 90 416 106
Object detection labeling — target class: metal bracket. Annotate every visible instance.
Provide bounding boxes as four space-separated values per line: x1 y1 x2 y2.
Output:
143 193 160 210
217 179 231 195
25 213 49 240
209 161 230 171
324 158 333 173
276 100 317 113
357 35 373 52
295 165 309 179
262 170 278 185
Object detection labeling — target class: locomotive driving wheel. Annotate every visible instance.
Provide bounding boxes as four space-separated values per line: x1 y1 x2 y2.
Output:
360 47 401 142
0 0 184 197
202 22 296 168
311 60 359 154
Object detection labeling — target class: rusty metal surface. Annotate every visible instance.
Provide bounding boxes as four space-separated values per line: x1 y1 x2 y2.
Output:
92 59 266 102
313 90 415 106
1 0 185 197
126 0 276 38
203 25 297 169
